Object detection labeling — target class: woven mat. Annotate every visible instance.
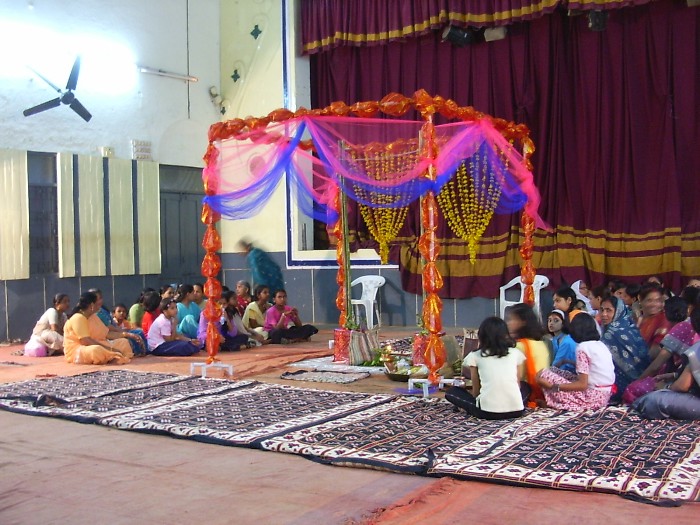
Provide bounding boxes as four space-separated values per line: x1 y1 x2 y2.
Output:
100 383 394 447
281 370 370 384
1 370 698 503
261 400 700 503
0 370 188 404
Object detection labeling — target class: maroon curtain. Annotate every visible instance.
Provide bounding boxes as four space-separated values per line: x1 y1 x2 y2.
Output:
310 1 700 296
301 0 655 54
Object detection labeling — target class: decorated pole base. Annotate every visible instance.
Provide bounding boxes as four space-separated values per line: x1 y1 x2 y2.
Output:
333 328 350 363
412 333 428 365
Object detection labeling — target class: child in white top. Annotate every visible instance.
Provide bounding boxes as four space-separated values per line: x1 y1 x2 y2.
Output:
445 316 526 419
147 298 200 357
537 313 616 410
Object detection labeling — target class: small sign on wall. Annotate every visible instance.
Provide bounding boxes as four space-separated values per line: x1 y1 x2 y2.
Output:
131 139 152 161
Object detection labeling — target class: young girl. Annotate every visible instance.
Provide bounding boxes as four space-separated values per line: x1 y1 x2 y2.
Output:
537 313 616 410
264 289 318 344
140 291 162 337
445 317 526 420
243 284 271 341
174 284 201 339
147 298 201 356
112 304 132 329
547 309 577 373
505 303 551 407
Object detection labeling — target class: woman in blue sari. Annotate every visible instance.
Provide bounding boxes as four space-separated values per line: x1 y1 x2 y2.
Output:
599 295 650 401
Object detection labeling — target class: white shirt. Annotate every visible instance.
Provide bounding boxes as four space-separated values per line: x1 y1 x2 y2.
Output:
465 348 525 413
147 314 172 349
577 340 616 389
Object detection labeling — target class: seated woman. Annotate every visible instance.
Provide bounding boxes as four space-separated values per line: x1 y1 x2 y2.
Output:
505 303 551 407
599 295 650 400
537 313 616 410
242 285 271 341
638 295 693 380
637 283 672 359
160 284 175 300
571 280 594 314
632 307 700 420
547 309 577 373
127 287 155 329
147 298 201 356
63 292 131 365
234 280 253 317
445 317 526 420
28 293 70 356
264 289 318 344
174 284 201 339
192 282 208 313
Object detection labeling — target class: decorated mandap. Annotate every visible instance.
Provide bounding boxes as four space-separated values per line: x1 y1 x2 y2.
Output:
200 90 547 383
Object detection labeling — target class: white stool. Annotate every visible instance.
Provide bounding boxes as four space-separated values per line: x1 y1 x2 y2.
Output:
190 362 234 378
407 378 431 397
438 377 457 390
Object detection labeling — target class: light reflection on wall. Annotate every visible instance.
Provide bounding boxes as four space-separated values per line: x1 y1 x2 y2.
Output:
0 21 137 95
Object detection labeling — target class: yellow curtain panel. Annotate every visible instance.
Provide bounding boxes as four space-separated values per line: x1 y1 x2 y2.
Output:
0 149 29 280
136 160 161 274
107 158 135 275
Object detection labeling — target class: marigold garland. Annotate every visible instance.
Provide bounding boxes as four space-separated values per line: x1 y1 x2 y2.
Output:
347 141 417 264
437 155 503 263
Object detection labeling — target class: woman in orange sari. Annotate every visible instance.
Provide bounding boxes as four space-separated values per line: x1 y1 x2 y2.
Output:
637 283 672 359
63 292 132 365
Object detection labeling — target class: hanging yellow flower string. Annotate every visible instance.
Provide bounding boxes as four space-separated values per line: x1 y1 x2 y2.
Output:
437 150 503 264
348 140 416 264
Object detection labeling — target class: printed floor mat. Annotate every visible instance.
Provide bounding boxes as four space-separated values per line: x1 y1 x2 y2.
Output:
429 405 700 503
0 370 190 404
1 371 698 503
99 383 394 447
0 374 255 422
261 399 700 503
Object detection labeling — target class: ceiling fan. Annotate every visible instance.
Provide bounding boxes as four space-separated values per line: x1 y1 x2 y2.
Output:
23 56 92 122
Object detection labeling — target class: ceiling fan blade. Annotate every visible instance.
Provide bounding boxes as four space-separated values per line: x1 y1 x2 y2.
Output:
69 98 92 122
27 66 62 93
23 97 61 117
65 56 81 91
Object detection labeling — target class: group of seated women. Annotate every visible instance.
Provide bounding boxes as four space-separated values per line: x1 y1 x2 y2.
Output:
27 278 318 364
446 279 700 421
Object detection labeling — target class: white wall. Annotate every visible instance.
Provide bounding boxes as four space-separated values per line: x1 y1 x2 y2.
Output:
0 0 221 168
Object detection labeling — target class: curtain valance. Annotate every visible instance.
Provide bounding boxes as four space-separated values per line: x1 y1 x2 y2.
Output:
301 0 656 54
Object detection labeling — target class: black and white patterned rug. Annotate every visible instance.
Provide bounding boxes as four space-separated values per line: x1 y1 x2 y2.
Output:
100 383 394 447
0 370 189 405
0 370 698 503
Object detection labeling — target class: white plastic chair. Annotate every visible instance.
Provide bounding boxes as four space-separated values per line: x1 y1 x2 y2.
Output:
499 275 550 320
350 275 386 329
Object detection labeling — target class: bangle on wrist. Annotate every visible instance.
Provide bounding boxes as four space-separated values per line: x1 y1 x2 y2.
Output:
552 384 560 392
